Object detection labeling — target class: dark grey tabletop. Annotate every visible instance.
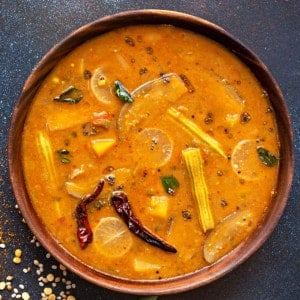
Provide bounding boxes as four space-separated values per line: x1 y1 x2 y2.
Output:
1 1 299 299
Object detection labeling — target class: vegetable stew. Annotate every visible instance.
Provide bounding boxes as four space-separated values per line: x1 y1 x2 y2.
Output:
22 25 279 280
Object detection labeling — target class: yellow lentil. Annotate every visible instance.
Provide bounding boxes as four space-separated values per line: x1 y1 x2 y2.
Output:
67 296 76 300
48 294 56 300
13 256 22 264
21 292 31 300
46 273 54 282
6 275 14 281
43 287 52 296
0 281 6 290
15 249 22 257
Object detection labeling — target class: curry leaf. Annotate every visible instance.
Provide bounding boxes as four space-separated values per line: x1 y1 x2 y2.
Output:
257 147 278 167
161 176 179 195
54 86 83 104
114 80 133 103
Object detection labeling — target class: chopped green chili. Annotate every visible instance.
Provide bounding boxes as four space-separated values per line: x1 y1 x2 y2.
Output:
114 80 133 103
54 86 83 104
257 147 278 167
161 176 179 195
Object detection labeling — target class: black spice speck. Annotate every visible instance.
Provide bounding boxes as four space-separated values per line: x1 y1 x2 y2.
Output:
124 36 135 47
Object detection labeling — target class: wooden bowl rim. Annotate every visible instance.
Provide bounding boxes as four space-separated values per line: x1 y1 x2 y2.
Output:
7 9 295 295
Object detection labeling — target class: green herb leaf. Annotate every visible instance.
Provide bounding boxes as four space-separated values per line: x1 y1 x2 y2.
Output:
57 149 71 164
60 157 71 164
161 176 179 195
114 80 133 103
257 147 278 167
54 86 83 104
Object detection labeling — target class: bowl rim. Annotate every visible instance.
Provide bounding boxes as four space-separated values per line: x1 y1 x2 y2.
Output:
7 9 295 295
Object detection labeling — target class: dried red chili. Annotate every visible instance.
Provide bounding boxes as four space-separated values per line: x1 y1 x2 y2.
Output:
75 179 105 249
111 191 177 253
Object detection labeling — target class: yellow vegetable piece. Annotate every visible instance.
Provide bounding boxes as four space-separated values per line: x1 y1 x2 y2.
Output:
37 131 58 189
90 138 115 157
182 148 214 232
97 78 106 87
168 107 227 158
149 196 169 218
133 258 161 272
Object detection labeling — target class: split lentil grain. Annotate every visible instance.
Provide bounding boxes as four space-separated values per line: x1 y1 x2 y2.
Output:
0 281 6 290
43 287 53 296
1 238 77 299
21 292 30 300
13 256 22 264
46 273 55 282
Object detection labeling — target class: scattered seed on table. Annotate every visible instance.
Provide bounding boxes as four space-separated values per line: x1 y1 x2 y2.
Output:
21 292 30 300
13 257 22 264
43 287 52 296
46 273 54 282
0 281 6 290
15 249 22 257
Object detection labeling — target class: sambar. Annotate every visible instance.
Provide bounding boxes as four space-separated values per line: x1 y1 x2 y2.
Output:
21 24 279 280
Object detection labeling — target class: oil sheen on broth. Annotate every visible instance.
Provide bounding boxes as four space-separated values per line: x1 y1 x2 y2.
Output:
22 25 279 280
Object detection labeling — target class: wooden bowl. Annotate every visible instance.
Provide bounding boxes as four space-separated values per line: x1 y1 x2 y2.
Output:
7 10 294 295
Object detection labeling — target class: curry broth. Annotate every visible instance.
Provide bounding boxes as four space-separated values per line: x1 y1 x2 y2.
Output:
22 25 279 279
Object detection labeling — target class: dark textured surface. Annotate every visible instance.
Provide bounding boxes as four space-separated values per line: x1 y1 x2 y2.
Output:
1 1 299 299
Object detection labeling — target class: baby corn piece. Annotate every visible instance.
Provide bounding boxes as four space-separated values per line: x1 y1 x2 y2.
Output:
182 148 214 232
168 107 227 158
37 131 58 189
